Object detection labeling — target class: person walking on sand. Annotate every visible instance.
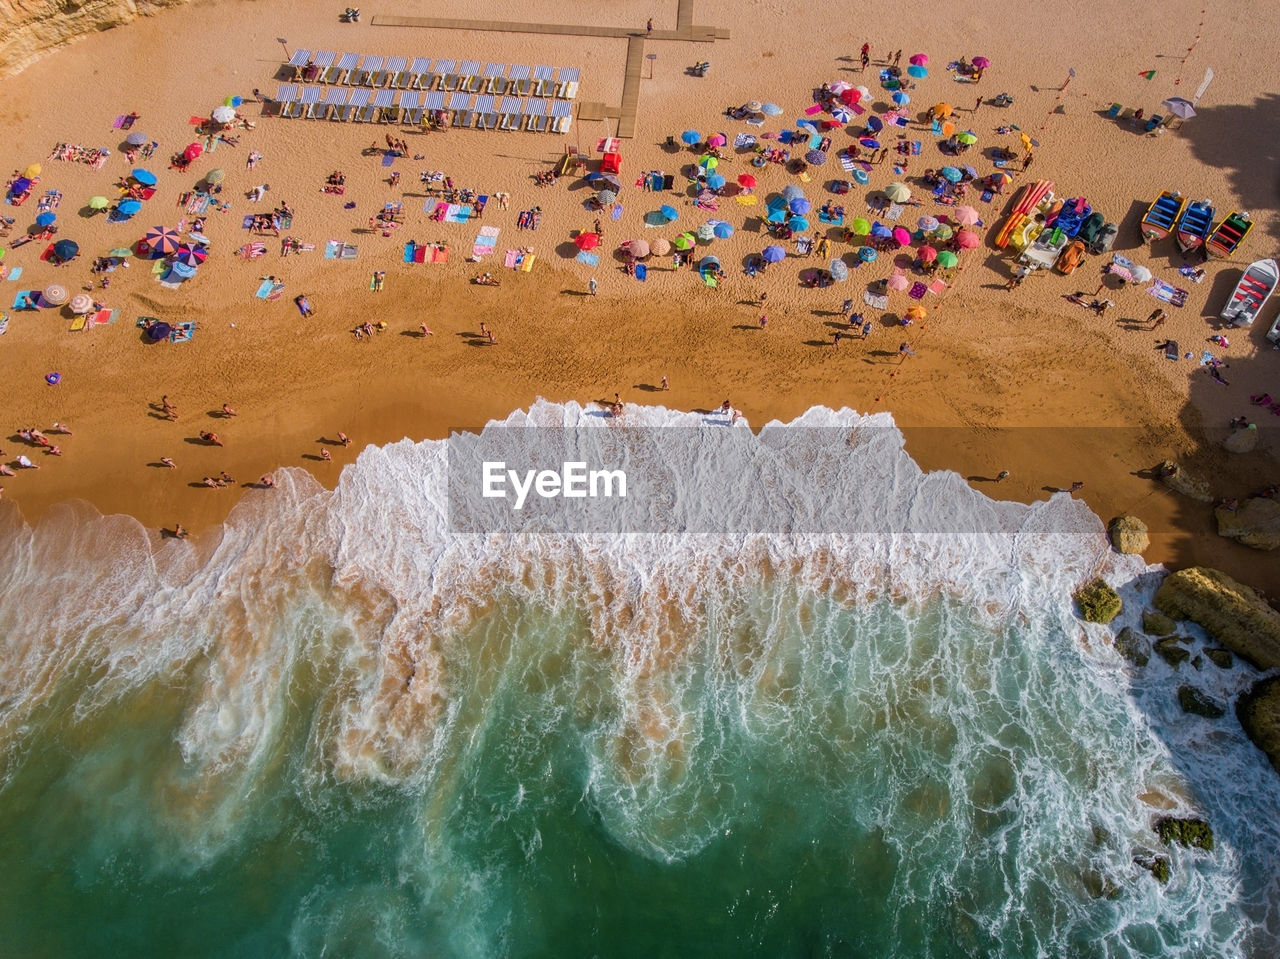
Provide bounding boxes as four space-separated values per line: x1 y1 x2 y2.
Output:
1148 309 1167 328
1069 481 1084 493
338 431 351 447
174 523 187 539
996 470 1009 482
589 277 598 296
162 395 178 420
661 375 669 391
420 323 434 336
899 341 915 356
161 457 176 469
647 17 653 34
760 314 768 328
860 43 870 70
222 403 237 417
320 448 332 462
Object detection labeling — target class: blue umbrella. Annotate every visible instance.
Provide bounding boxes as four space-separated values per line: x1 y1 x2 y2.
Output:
659 204 679 222
781 184 804 200
788 197 811 215
892 91 910 105
789 215 811 231
680 130 701 145
907 64 928 79
706 173 726 190
699 255 721 271
35 212 56 226
829 258 849 281
796 119 818 134
765 207 787 223
940 166 963 182
131 168 157 186
858 246 878 262
866 116 884 133
761 102 783 116
870 221 893 238
10 177 32 195
859 137 881 150
762 245 786 263
169 260 197 278
766 194 788 210
118 199 143 215
712 220 734 239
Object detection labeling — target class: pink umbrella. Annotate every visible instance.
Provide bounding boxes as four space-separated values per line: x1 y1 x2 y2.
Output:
909 53 928 66
707 133 727 147
886 273 910 291
830 80 852 94
972 56 991 70
892 226 912 247
952 205 980 226
917 245 938 262
955 229 980 249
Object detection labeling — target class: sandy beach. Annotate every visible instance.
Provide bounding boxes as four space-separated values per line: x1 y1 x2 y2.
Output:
1 0 1276 590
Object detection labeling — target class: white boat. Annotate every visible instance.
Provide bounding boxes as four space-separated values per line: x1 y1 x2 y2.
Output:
1220 257 1278 328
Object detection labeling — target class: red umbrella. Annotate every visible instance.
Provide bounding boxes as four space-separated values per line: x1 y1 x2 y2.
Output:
891 226 912 247
955 229 980 249
575 232 600 251
143 225 181 255
174 244 208 266
737 173 757 188
184 143 203 161
917 245 938 262
840 88 862 105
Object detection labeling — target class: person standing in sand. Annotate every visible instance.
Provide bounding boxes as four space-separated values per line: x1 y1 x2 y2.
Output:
161 457 176 468
161 396 178 420
338 432 351 447
589 277 598 296
661 376 669 391
647 18 653 34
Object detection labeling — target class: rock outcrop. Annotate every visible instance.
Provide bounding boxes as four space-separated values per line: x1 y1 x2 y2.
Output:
1177 685 1225 719
0 0 191 80
1154 636 1189 668
1215 497 1280 551
1075 579 1122 623
1142 610 1175 637
1154 567 1280 670
1108 515 1149 554
1157 460 1213 502
1154 816 1214 851
1237 677 1280 777
1113 627 1150 667
1222 425 1258 454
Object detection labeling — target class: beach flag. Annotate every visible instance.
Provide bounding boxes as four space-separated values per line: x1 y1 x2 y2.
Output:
1138 70 1156 80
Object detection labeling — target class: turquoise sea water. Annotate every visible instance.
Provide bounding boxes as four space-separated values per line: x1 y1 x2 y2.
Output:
0 404 1276 957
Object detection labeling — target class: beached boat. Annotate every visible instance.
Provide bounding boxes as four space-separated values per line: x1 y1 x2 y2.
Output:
995 180 1053 249
1050 197 1091 238
1205 211 1253 259
1140 191 1185 243
1018 225 1069 270
1220 258 1277 327
1174 199 1214 254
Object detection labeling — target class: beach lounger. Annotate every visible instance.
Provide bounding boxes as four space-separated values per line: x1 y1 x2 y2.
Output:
362 56 386 87
370 89 395 122
550 100 572 133
524 99 549 132
344 87 371 122
1144 114 1164 132
434 59 458 90
508 64 533 96
448 92 474 128
473 94 498 130
321 87 348 121
556 67 580 99
458 59 482 92
398 90 421 124
327 52 358 85
498 97 523 130
532 65 555 97
483 63 507 95
405 57 431 89
275 84 301 118
347 56 370 86
384 56 408 89
301 87 323 119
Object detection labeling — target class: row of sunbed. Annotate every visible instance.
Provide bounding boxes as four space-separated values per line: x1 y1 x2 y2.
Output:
285 52 580 99
273 85 573 131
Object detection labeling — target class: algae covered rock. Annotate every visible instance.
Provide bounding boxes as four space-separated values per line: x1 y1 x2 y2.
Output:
1142 610 1176 637
1237 676 1280 777
1177 685 1225 719
1154 816 1214 851
1075 579 1122 624
1108 515 1149 554
1215 496 1280 551
1157 460 1213 502
1150 856 1171 885
1154 567 1280 670
1113 626 1150 667
1222 425 1258 454
1205 647 1233 669
1154 637 1189 668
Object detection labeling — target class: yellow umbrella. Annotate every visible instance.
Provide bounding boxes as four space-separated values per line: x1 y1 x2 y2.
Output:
932 103 953 118
23 163 42 179
884 182 911 202
906 305 927 320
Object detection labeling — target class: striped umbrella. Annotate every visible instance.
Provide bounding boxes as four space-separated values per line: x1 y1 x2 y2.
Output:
829 258 849 281
68 293 95 314
125 131 148 146
175 245 208 266
858 246 878 262
650 237 671 256
917 215 939 233
144 226 181 255
42 284 69 305
672 232 696 250
696 222 717 241
626 239 650 259
933 223 954 240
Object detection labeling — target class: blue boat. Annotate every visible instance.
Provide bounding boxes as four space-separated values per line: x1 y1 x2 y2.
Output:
1175 198 1215 254
1140 190 1185 243
1051 197 1092 238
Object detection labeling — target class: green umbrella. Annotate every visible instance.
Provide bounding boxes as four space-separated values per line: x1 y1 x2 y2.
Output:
849 217 871 236
956 131 978 145
698 154 718 170
672 233 695 250
937 250 958 268
88 195 110 210
933 223 954 240
108 248 135 257
204 168 225 184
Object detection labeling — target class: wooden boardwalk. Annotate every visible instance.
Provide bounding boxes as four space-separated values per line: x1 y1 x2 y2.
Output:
371 0 730 138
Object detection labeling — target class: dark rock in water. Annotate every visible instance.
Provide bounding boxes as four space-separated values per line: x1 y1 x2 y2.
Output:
1205 647 1233 669
1075 579 1122 624
1154 637 1190 668
1081 867 1122 900
1154 567 1280 670
1150 857 1171 885
1237 676 1280 777
1190 654 1203 671
1109 515 1149 554
1154 816 1214 851
1114 626 1150 667
1142 610 1176 637
1177 685 1225 718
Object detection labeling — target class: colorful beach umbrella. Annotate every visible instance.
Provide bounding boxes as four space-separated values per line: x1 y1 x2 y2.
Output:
108 248 134 257
953 205 980 226
650 237 671 256
712 221 734 239
23 163 42 179
849 218 871 236
884 182 911 202
673 233 696 250
705 173 726 190
832 106 852 124
118 199 143 215
972 56 991 70
936 250 958 268
796 119 819 134
805 149 828 166
746 100 764 113
892 91 911 105
87 195 110 210
917 215 939 233
765 207 787 224
789 216 810 231
659 204 679 222
789 197 812 215
858 246 877 263
574 232 600 251
169 261 197 279
907 65 928 79
597 189 618 205
962 165 978 179
989 171 1013 188
52 240 78 260
909 53 929 66
941 121 956 137
933 103 953 118
906 305 927 320
956 131 978 145
42 284 69 305
761 244 786 263
707 133 727 147
35 212 56 226
681 130 701 145
955 229 980 249
737 173 757 188
1162 97 1196 119
939 167 963 182
125 131 148 146
695 223 716 241
917 245 938 263
211 105 237 124
131 168 157 186
143 226 180 254
865 116 884 133
886 272 909 290
933 223 954 240
829 259 849 282
175 245 207 266
870 221 893 238
892 226 912 246
626 239 650 259
10 177 32 195
761 103 783 116
859 137 881 151
183 143 203 161
68 293 95 314
698 154 718 170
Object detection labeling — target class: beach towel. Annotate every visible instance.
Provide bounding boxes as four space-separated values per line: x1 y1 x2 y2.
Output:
575 250 599 266
324 240 341 259
505 250 521 268
158 272 183 289
1147 280 1188 307
734 194 758 206
863 290 889 310
92 308 117 325
0 314 8 335
1164 340 1180 360
404 242 417 263
746 117 764 127
414 246 427 263
69 315 88 332
520 254 536 272
113 115 126 129
242 215 256 229
170 322 194 343
702 272 717 288
980 190 994 203
188 115 204 125
445 204 470 223
818 210 844 225
839 154 856 172
734 133 756 149
341 244 358 260
611 203 623 221
662 175 675 191
634 264 647 282
381 152 396 167
431 246 447 263
186 194 211 214
239 242 266 259
151 260 167 275
927 279 948 295
886 203 904 221
255 279 276 298
849 103 866 116
910 141 922 155
804 104 823 116
908 281 927 300
6 267 22 282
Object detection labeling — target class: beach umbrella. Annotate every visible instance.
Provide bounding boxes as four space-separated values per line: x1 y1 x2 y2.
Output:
909 53 929 66
627 239 650 259
68 293 95 314
956 131 978 145
10 177 32 195
789 216 811 231
953 205 980 226
118 199 143 215
1020 132 1037 151
972 56 991 70
961 165 978 179
892 91 911 105
933 223 954 240
884 182 911 202
124 131 148 146
829 258 849 281
696 222 717 241
698 154 718 170
224 95 243 108
204 169 225 184
211 105 237 123
175 245 207 266
917 245 938 263
908 66 928 79
789 197 812 215
737 173 757 188
681 130 701 145
52 239 78 260
762 244 786 263
147 321 173 341
955 229 980 249
707 133 727 147
650 238 671 256
108 248 134 257
849 217 872 236
131 168 157 186
597 189 618 205
892 226 912 247
870 221 893 238
761 102 783 116
699 255 721 272
765 206 787 224
941 121 956 137
673 232 696 250
42 284 69 305
940 167 963 183
183 143 203 161
88 195 110 210
859 137 881 150
24 163 43 179
907 305 927 320
831 106 852 124
858 246 878 263
746 100 764 113
917 215 939 233
796 119 819 134
840 88 863 106
187 232 210 246
887 272 909 289
575 232 600 250
933 103 953 118
705 173 726 190
937 250 958 268
712 221 734 239
169 260 197 279
989 171 1013 188
766 193 788 210
659 204 679 222
1130 265 1153 283
35 211 56 227
805 149 828 166
865 115 884 133
1162 97 1196 119
829 81 852 94
781 184 804 201
143 226 180 255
